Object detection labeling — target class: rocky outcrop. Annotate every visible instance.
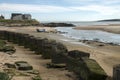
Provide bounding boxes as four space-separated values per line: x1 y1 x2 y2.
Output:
42 22 75 27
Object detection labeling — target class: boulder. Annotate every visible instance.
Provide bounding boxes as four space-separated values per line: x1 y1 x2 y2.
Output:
15 61 33 71
68 50 90 59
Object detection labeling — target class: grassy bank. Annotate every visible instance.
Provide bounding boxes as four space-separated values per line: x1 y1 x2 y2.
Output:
0 19 40 26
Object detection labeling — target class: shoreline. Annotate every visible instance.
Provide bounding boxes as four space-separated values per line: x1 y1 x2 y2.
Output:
74 25 120 34
0 26 120 77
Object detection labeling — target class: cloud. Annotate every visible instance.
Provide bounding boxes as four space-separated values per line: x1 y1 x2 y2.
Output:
104 0 120 4
0 3 120 16
63 0 120 7
71 5 120 15
0 3 73 13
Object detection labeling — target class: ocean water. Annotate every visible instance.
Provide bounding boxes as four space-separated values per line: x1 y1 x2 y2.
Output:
70 21 120 26
55 27 120 45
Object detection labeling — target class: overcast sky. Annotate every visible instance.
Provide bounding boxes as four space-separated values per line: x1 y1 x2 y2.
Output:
0 0 120 22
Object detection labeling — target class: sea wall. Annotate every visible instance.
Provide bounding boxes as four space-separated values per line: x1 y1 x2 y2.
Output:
0 30 107 80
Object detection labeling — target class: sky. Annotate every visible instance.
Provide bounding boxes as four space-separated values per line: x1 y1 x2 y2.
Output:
0 0 120 22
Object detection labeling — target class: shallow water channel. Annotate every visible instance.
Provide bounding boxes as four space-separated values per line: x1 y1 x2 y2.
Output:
55 27 120 45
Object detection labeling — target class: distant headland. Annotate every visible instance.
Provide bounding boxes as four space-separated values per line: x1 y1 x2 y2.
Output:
0 13 40 26
41 22 75 27
98 19 120 22
0 13 75 27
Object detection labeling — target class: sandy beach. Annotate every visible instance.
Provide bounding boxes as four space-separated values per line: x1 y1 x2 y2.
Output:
74 25 120 34
0 26 120 79
0 42 76 80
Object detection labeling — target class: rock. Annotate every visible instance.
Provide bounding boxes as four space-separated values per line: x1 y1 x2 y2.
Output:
68 50 90 59
42 22 75 27
15 61 33 71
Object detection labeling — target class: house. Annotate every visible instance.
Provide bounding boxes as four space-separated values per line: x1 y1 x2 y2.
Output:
23 14 31 20
11 13 31 20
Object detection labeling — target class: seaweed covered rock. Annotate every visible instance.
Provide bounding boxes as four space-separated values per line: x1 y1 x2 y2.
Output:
51 42 68 63
113 64 120 80
0 39 16 54
84 59 107 80
0 72 9 80
2 45 16 53
32 75 42 80
68 50 90 59
52 42 68 54
41 39 68 59
15 61 33 70
47 63 66 68
66 57 107 80
41 39 57 59
4 63 16 68
52 53 68 64
42 22 75 27
0 40 6 51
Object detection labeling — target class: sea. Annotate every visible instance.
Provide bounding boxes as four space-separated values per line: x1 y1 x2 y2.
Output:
70 21 120 26
55 21 120 45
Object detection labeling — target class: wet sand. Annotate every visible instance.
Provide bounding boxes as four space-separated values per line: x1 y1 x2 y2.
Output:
74 25 120 34
0 26 120 78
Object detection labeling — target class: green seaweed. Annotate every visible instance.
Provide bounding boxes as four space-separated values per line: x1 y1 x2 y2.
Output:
0 72 9 80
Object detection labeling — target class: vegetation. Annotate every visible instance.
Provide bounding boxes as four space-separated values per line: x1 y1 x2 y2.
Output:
0 19 40 26
66 57 107 80
47 63 66 68
68 50 90 59
4 63 16 68
32 76 42 80
2 45 16 53
41 22 75 27
0 72 9 80
4 68 29 77
0 40 16 53
84 59 107 80
0 40 6 50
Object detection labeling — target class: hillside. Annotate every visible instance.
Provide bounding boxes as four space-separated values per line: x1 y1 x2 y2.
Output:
98 19 120 22
0 19 40 27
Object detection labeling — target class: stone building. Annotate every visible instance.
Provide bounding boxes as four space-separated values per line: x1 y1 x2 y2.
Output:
11 13 31 20
23 14 31 20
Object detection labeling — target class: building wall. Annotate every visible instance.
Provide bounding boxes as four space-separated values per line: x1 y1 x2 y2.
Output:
11 13 31 20
12 15 23 20
23 14 31 20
